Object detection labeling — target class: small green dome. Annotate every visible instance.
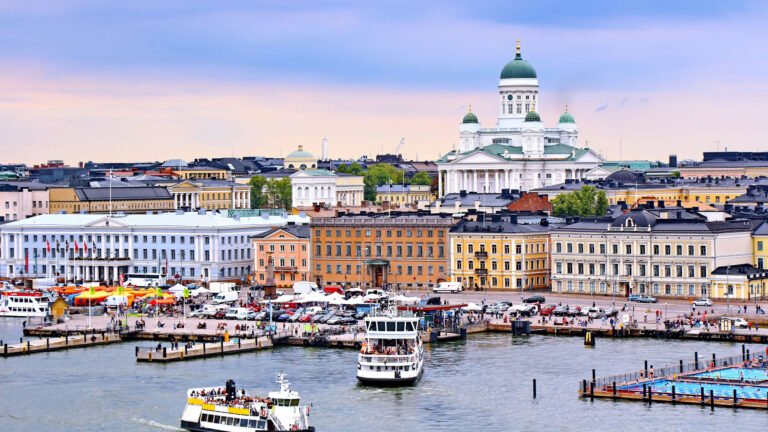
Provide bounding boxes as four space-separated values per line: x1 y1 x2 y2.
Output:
524 110 541 122
558 110 575 124
462 110 478 124
500 43 537 80
286 145 315 159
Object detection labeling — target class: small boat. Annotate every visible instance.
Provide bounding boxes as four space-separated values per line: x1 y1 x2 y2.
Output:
180 373 315 432
0 293 50 318
357 305 424 386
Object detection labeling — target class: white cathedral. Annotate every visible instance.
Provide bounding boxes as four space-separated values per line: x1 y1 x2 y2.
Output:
436 41 603 195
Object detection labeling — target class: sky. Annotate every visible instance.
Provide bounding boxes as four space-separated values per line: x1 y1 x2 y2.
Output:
0 0 766 165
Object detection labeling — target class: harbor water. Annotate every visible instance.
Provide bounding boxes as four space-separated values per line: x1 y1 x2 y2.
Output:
1 318 767 431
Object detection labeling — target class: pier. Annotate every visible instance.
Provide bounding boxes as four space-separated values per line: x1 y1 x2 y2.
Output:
0 332 122 357
136 337 274 363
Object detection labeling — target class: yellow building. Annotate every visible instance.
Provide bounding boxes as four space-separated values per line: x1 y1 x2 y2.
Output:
376 185 432 205
173 167 229 180
49 187 175 214
449 214 551 291
167 180 251 211
753 222 768 270
709 264 768 301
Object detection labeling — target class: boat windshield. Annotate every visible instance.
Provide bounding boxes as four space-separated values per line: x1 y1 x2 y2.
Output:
273 398 300 407
367 320 416 332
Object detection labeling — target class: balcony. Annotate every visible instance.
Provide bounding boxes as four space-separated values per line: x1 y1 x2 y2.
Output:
474 268 488 276
474 251 488 259
274 266 298 272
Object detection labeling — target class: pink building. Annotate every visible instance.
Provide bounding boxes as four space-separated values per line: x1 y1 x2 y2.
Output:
0 184 49 222
251 223 311 288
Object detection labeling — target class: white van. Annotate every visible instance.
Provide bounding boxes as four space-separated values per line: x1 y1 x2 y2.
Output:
198 304 229 318
293 281 321 295
433 282 463 293
226 307 249 320
212 291 238 305
209 282 237 294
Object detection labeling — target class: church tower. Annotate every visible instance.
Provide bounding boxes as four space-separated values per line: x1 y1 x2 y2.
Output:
497 40 539 129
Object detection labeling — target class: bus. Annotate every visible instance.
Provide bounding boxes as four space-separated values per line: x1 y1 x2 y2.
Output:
124 273 165 287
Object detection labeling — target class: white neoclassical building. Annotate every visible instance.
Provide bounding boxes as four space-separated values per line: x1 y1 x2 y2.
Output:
437 41 603 195
290 170 364 208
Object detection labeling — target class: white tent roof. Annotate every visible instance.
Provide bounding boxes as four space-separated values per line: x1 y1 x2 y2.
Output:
390 294 421 305
168 284 187 292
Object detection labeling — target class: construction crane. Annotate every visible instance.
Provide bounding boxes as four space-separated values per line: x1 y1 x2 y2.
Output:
394 138 405 155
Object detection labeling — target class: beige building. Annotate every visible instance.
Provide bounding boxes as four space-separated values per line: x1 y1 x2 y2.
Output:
550 207 754 299
167 180 251 211
0 183 49 222
376 185 432 205
49 187 175 214
173 167 229 180
251 223 311 287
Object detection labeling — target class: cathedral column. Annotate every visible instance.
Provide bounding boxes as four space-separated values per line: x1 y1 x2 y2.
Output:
494 171 500 193
473 170 478 192
463 171 468 192
484 171 489 193
438 170 443 197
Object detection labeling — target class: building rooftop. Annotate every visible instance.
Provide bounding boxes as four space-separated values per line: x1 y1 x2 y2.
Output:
2 212 310 229
74 186 172 201
251 223 310 239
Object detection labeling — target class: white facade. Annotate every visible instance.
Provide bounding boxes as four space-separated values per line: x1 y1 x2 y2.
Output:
437 44 602 195
290 170 364 208
0 211 309 284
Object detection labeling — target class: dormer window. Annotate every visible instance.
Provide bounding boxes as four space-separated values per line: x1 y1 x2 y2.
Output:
625 218 634 228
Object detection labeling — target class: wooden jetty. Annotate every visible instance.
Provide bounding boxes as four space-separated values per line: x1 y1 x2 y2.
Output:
1 332 122 357
136 337 273 363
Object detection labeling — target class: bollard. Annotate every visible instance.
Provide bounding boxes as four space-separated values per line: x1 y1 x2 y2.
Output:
710 389 715 410
672 385 676 403
3 344 7 355
238 339 241 349
695 352 699 370
26 340 30 353
185 346 188 356
582 379 587 395
220 340 224 356
65 334 68 346
533 379 537 399
203 343 206 356
612 381 617 399
679 360 683 373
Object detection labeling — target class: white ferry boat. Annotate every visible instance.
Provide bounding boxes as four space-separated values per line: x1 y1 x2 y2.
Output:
357 306 424 385
0 292 50 318
180 373 314 432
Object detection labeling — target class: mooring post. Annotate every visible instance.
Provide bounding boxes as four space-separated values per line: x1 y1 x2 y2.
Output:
46 338 50 350
648 387 652 405
135 346 139 357
679 360 683 373
163 347 167 358
533 379 537 399
590 381 594 401
700 387 705 405
742 344 746 362
642 383 647 399
26 340 30 352
747 349 751 361
672 385 676 402
734 389 738 406
712 353 716 366
694 351 699 369
592 369 596 382
612 381 617 399
710 389 715 410
582 379 587 395
644 360 648 377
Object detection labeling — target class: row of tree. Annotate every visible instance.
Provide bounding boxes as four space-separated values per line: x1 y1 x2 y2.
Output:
551 185 609 217
247 176 292 210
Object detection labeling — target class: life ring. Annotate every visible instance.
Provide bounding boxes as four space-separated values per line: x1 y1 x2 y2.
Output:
260 409 267 417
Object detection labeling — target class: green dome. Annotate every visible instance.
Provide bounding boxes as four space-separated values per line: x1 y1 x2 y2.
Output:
286 145 315 159
558 110 575 124
524 110 541 122
500 53 537 80
462 111 479 124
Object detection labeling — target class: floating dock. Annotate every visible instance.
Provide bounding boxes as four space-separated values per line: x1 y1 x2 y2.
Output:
580 350 768 409
135 337 273 363
0 332 122 357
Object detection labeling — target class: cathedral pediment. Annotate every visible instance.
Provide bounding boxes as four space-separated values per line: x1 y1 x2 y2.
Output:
451 150 509 165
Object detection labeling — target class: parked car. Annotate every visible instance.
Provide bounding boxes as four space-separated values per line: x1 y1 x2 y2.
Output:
640 295 657 303
586 307 604 319
188 309 205 318
603 308 619 318
692 298 713 307
298 313 314 323
288 308 306 323
523 295 546 304
539 305 556 316
553 305 570 316
213 310 227 319
629 294 657 303
732 317 749 328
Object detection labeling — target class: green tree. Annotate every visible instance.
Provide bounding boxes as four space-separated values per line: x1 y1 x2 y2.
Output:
363 163 404 201
248 175 268 208
338 162 364 176
552 185 608 217
409 171 432 185
264 177 292 210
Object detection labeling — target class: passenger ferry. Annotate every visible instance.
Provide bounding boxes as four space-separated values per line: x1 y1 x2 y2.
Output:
180 373 314 432
0 292 50 318
357 306 424 385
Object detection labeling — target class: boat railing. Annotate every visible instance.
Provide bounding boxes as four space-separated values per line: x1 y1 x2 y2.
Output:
359 353 417 364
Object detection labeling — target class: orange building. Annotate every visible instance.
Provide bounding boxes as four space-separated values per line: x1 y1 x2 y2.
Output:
251 223 310 288
310 211 455 289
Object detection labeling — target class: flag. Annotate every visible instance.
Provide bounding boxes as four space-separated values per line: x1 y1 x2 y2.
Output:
183 287 190 299
24 249 28 273
156 287 163 298
46 240 51 253
65 241 69 252
83 241 88 254
55 240 60 252
74 241 79 254
165 256 168 275
119 272 125 286
89 286 96 295
33 249 38 274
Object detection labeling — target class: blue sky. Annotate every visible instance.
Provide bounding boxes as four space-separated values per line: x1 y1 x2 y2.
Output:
0 0 765 162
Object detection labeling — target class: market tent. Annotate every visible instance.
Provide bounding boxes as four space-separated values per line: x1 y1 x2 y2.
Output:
462 302 483 312
326 293 346 305
390 294 420 305
301 291 329 303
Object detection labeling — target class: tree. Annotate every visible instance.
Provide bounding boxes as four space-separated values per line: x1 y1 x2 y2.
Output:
337 162 364 176
363 163 404 201
248 175 268 208
552 185 609 217
409 171 432 186
264 177 292 210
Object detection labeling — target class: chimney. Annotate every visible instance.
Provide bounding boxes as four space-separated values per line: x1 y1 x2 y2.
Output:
460 190 467 197
657 200 665 208
669 154 678 168
676 199 682 207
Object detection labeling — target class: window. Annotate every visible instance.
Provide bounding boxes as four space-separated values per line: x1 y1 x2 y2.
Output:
577 244 584 254
653 245 660 255
566 243 573 253
589 244 595 254
688 245 695 255
626 244 632 255
555 242 562 253
664 245 671 255
456 244 462 253
700 245 707 256
676 245 683 255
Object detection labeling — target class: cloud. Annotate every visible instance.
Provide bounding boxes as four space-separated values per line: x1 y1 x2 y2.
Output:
595 103 608 112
